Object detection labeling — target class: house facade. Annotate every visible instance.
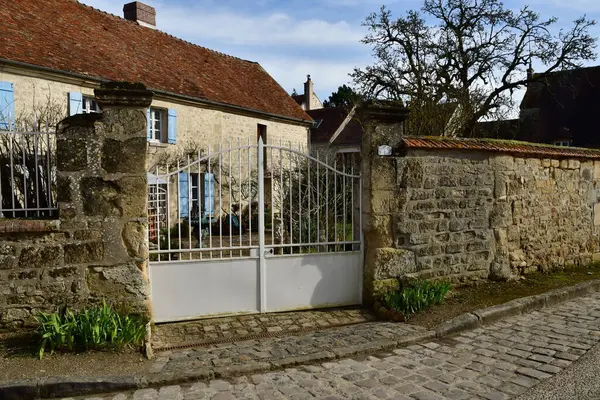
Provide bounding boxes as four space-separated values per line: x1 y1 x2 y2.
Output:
0 0 312 162
1 0 313 223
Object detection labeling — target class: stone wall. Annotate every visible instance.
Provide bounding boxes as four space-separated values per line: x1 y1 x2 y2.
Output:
361 106 600 302
0 84 153 330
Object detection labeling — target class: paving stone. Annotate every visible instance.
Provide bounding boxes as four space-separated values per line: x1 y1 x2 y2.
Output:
536 364 562 374
516 367 553 380
481 391 509 400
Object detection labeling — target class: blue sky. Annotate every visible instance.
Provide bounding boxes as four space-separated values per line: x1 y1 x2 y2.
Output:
81 0 600 104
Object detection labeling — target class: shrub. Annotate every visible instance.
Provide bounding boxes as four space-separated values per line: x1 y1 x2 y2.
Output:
36 301 148 359
381 280 451 317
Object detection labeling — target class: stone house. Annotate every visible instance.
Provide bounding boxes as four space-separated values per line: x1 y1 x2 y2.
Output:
0 0 312 223
476 65 600 146
291 76 323 112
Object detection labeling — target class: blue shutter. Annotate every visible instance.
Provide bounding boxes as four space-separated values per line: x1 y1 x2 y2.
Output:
179 172 189 218
167 108 177 144
68 92 82 116
0 82 15 130
204 173 215 217
147 108 151 140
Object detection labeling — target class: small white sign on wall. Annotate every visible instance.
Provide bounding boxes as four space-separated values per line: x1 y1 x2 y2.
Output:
378 145 392 156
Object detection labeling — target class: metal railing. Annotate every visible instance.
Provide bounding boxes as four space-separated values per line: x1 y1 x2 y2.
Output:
148 138 361 262
0 125 57 218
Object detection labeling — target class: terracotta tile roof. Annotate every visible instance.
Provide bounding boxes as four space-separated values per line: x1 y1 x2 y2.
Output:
291 94 305 106
401 136 600 159
0 0 311 123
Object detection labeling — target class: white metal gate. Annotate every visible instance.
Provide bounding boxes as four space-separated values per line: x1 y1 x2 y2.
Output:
148 138 362 323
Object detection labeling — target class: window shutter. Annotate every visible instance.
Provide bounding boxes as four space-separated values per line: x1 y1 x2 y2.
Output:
147 108 151 141
68 92 82 116
0 82 15 130
179 172 189 218
204 173 215 217
167 108 177 144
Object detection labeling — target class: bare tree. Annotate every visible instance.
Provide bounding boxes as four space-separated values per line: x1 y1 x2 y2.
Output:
352 0 597 136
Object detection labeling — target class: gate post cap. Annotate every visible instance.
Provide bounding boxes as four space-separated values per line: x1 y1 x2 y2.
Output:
95 81 153 109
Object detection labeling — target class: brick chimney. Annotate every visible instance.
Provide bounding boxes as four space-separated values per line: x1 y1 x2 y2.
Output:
124 2 156 29
304 75 313 111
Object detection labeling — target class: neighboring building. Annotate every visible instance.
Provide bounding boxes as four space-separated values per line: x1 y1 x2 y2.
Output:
308 106 362 165
292 76 323 111
517 65 600 147
0 0 312 166
477 65 600 146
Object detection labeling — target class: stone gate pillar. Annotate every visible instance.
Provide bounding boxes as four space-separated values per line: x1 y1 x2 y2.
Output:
359 102 410 305
56 82 153 317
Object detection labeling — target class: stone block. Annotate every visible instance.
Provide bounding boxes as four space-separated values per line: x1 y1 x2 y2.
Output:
115 176 148 218
56 136 88 171
0 244 18 269
371 158 397 190
81 177 121 217
64 242 104 264
44 266 79 279
73 230 102 241
595 203 600 226
567 159 580 170
86 263 149 300
371 279 401 298
56 175 72 203
101 137 147 173
594 162 600 180
18 245 62 269
122 221 148 259
372 247 417 280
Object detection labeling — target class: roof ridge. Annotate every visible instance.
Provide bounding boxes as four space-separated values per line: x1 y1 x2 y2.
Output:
74 0 257 64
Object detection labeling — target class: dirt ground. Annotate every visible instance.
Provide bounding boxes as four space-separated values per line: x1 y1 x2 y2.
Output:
0 333 151 383
408 263 600 328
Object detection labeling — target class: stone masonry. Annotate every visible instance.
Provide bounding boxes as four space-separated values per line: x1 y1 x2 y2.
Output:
0 83 153 329
361 107 600 301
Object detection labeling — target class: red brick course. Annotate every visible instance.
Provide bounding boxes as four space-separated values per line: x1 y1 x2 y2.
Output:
0 219 59 234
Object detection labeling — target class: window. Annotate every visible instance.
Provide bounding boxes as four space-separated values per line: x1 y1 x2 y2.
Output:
179 172 215 219
552 140 571 147
149 108 165 142
82 96 100 114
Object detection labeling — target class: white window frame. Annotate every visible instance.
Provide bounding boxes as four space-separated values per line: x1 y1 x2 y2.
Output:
552 140 571 147
82 96 100 114
149 108 166 143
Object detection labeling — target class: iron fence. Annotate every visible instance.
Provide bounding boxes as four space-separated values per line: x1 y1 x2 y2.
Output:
0 124 57 218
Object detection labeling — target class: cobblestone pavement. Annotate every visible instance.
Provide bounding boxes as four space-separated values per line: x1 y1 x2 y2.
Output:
152 308 376 349
151 321 429 378
68 293 600 399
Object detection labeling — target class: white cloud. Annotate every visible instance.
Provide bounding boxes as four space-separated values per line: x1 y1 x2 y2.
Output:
80 0 364 47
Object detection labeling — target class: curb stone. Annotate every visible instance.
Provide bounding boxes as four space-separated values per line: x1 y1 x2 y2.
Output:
2 279 599 400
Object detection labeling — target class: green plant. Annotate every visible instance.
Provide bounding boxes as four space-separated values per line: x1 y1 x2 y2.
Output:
36 301 147 359
381 280 451 317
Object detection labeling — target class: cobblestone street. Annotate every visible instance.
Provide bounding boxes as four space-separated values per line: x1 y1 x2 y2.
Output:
66 293 600 400
152 308 376 350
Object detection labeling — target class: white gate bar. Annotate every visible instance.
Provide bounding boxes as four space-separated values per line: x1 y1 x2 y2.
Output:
197 149 203 261
219 144 223 258
248 138 252 247
258 136 266 312
207 144 213 257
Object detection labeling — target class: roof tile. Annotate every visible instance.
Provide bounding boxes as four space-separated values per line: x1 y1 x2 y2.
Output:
401 136 600 159
0 0 311 122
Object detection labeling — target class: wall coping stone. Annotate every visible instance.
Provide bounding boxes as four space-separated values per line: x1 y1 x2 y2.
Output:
401 136 600 160
95 82 153 109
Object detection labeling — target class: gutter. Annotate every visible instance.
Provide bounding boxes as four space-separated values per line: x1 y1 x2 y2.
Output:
0 58 313 127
